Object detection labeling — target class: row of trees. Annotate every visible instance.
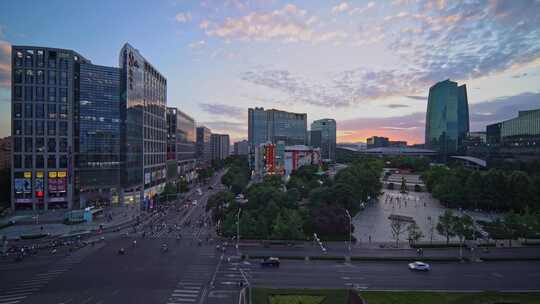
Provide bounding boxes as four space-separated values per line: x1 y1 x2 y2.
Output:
220 156 250 195
206 158 384 241
423 166 540 212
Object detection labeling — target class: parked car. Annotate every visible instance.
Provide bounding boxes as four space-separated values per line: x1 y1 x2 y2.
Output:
408 261 431 271
261 257 280 268
227 255 242 263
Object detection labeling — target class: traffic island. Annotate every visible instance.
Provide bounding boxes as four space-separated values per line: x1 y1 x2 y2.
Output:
360 291 540 304
252 288 364 304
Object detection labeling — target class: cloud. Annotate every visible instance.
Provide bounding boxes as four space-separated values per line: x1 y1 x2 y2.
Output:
204 4 346 44
511 73 528 79
349 1 376 15
332 2 349 14
188 40 206 49
200 120 247 141
0 40 10 88
386 104 410 108
200 20 210 29
199 103 245 118
175 12 192 23
405 95 427 100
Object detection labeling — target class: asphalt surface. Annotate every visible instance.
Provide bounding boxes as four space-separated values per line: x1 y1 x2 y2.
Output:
1 170 540 304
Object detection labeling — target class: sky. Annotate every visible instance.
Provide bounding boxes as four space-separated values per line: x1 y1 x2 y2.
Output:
1 0 540 144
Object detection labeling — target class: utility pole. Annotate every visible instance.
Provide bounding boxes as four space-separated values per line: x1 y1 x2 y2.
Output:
345 209 352 253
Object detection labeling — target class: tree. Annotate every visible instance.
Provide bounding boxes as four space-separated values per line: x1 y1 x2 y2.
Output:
390 219 407 247
178 180 189 193
437 210 456 244
465 171 483 210
407 222 424 245
271 210 304 240
453 215 475 259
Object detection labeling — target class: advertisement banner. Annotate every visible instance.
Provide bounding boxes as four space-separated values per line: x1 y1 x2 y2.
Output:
35 178 44 198
48 178 58 193
57 177 67 193
14 179 26 194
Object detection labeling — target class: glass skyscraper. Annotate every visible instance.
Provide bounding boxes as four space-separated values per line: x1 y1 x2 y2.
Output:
310 118 336 162
425 79 470 155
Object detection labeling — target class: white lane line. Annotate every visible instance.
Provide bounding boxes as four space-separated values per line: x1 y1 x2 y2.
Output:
0 300 22 304
0 295 26 301
173 290 199 294
171 294 198 298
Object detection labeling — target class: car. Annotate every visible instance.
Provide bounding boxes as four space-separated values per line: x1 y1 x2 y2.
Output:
227 255 242 263
408 261 430 271
192 200 198 206
261 257 280 268
208 186 214 190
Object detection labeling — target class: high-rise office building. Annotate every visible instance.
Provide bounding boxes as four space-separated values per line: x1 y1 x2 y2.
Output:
119 43 167 208
167 107 196 181
248 107 307 146
11 44 168 211
196 126 212 165
310 118 336 162
367 136 389 149
11 46 90 210
0 137 11 170
76 63 122 207
233 140 249 155
211 134 230 160
425 79 470 155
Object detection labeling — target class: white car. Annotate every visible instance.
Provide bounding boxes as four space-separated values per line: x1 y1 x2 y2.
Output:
408 261 431 271
192 200 198 206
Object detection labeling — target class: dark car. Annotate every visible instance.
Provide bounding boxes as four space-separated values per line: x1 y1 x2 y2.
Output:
260 257 280 267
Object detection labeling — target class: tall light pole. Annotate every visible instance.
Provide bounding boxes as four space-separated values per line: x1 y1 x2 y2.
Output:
236 209 242 251
345 209 352 253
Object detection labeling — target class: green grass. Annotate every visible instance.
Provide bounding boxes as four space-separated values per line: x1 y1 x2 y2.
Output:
361 291 540 304
253 288 349 304
270 295 325 304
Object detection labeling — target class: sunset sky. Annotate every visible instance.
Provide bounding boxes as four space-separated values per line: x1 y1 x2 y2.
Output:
1 0 539 144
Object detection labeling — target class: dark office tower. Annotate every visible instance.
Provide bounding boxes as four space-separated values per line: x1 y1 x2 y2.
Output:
311 118 336 162
11 46 89 210
248 107 267 147
425 79 470 156
211 134 230 160
167 107 196 181
266 109 307 145
120 43 167 206
196 126 212 165
76 63 122 207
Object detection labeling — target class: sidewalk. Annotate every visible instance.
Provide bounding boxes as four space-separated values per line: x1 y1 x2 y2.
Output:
0 205 143 240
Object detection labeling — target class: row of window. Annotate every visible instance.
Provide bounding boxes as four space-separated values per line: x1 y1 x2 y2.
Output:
13 86 68 102
13 154 68 169
13 103 68 120
13 120 69 136
14 69 68 86
13 137 69 153
144 153 166 166
14 49 71 70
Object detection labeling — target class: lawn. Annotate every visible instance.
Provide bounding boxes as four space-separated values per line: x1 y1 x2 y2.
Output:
253 288 351 304
361 291 540 304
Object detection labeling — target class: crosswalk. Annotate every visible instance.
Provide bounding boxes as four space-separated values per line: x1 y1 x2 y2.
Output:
165 247 216 304
0 243 104 304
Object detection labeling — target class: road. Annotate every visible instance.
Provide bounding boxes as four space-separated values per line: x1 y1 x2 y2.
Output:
1 169 540 304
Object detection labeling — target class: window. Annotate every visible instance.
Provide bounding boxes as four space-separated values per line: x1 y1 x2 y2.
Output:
59 88 68 103
36 155 44 168
60 71 68 86
36 87 44 100
59 155 68 168
47 138 56 152
24 103 33 118
48 51 57 68
24 155 32 168
14 86 23 101
36 70 45 84
35 103 45 118
48 70 56 85
25 86 33 101
59 138 68 152
47 104 56 119
14 137 22 152
59 105 68 119
36 120 45 135
59 121 68 136
25 50 33 67
35 138 45 152
24 120 33 135
24 137 33 153
14 120 22 135
14 70 23 83
13 103 22 118
47 121 56 136
48 87 56 102
25 70 34 84
60 59 69 70
14 155 22 168
36 50 44 67
47 155 56 169
15 51 23 67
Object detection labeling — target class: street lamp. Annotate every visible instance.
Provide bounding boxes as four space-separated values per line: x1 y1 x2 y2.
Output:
236 209 242 251
345 209 352 253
